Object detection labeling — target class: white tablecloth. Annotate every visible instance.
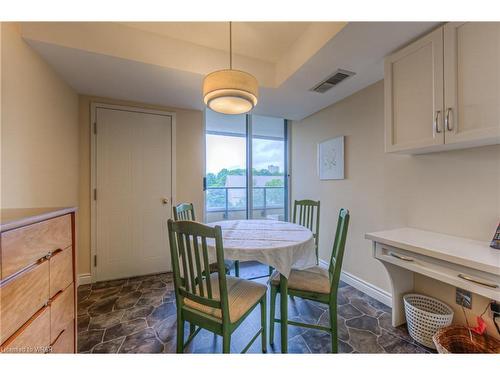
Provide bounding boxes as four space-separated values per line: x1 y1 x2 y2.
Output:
207 220 316 278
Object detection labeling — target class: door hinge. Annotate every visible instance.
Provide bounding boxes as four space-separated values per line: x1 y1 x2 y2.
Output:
93 188 97 200
93 122 97 134
94 255 97 267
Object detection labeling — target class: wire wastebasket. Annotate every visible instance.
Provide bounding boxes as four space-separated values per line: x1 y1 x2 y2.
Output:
403 294 454 349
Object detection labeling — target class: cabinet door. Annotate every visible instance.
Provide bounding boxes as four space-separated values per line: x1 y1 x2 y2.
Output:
444 22 500 146
50 321 74 353
385 27 444 153
49 247 73 298
50 284 75 343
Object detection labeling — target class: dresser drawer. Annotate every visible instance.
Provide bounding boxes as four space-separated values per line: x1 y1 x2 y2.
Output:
50 284 75 343
49 247 73 298
0 260 50 344
50 320 74 353
0 306 50 353
1 215 72 279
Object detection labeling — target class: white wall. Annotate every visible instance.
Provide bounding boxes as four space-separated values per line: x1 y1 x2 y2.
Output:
1 23 79 208
291 80 500 337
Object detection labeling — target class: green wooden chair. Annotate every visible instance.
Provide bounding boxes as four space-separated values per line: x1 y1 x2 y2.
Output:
293 199 321 264
268 199 321 276
173 202 240 277
269 208 350 353
167 219 267 353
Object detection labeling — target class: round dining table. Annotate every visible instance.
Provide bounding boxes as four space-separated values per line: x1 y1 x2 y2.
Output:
208 219 317 353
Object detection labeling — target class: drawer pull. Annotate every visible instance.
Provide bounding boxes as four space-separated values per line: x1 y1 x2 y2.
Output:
45 248 62 260
458 274 498 289
49 289 64 303
389 252 414 262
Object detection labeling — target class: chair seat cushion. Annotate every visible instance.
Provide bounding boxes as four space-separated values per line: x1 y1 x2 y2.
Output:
184 274 266 323
270 265 331 294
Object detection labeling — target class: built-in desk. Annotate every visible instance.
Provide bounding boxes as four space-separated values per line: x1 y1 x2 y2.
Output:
365 228 500 326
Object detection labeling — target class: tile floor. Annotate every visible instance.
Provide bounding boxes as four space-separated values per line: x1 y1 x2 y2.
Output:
77 262 431 354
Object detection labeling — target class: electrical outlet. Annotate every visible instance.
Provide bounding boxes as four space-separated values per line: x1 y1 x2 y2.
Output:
492 301 500 335
456 288 472 309
491 301 500 315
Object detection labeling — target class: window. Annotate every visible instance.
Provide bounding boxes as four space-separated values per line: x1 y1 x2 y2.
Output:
205 110 288 223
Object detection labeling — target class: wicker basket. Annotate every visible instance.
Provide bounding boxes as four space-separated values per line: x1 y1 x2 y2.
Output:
433 325 500 353
403 294 454 349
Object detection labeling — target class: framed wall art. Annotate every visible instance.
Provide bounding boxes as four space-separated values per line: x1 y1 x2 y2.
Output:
318 136 344 180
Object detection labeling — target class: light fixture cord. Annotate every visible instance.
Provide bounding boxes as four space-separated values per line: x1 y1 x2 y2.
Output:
229 21 232 69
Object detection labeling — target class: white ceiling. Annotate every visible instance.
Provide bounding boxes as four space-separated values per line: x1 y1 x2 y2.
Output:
22 22 439 120
121 22 312 63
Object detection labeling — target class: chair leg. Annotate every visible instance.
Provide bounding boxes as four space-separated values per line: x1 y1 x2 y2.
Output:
260 297 267 353
222 331 231 354
329 302 338 353
269 285 277 346
234 261 240 277
189 323 196 337
176 316 185 353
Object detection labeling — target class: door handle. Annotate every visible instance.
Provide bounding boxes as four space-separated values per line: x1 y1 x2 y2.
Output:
162 198 169 205
445 107 453 131
434 110 442 134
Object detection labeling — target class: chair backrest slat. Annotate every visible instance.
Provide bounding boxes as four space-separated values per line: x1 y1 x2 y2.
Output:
184 233 197 294
176 232 190 292
306 205 310 230
167 220 230 324
293 199 320 248
201 237 213 299
329 209 350 298
192 235 205 297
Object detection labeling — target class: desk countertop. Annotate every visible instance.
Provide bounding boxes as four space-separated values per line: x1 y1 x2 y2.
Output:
365 227 500 275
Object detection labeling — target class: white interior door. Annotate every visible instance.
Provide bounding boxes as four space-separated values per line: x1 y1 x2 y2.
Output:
95 107 172 281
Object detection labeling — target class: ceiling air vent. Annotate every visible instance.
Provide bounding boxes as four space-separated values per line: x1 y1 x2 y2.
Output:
311 69 356 93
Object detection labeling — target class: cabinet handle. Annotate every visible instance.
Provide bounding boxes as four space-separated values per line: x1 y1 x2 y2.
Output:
389 252 414 262
49 289 64 304
445 107 453 131
458 274 498 288
434 110 442 134
45 248 62 260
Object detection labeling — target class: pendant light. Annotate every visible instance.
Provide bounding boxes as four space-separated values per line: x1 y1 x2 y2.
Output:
203 22 259 115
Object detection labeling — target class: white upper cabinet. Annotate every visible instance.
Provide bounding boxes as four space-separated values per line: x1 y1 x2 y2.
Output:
385 23 500 154
444 22 500 146
385 28 444 153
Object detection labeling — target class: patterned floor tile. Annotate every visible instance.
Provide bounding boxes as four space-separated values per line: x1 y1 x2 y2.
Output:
76 261 430 354
119 328 163 353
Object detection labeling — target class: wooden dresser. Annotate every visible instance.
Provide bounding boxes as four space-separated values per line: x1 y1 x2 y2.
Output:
0 207 77 354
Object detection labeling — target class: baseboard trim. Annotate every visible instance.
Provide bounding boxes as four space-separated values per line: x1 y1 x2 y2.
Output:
319 260 392 307
78 273 92 286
